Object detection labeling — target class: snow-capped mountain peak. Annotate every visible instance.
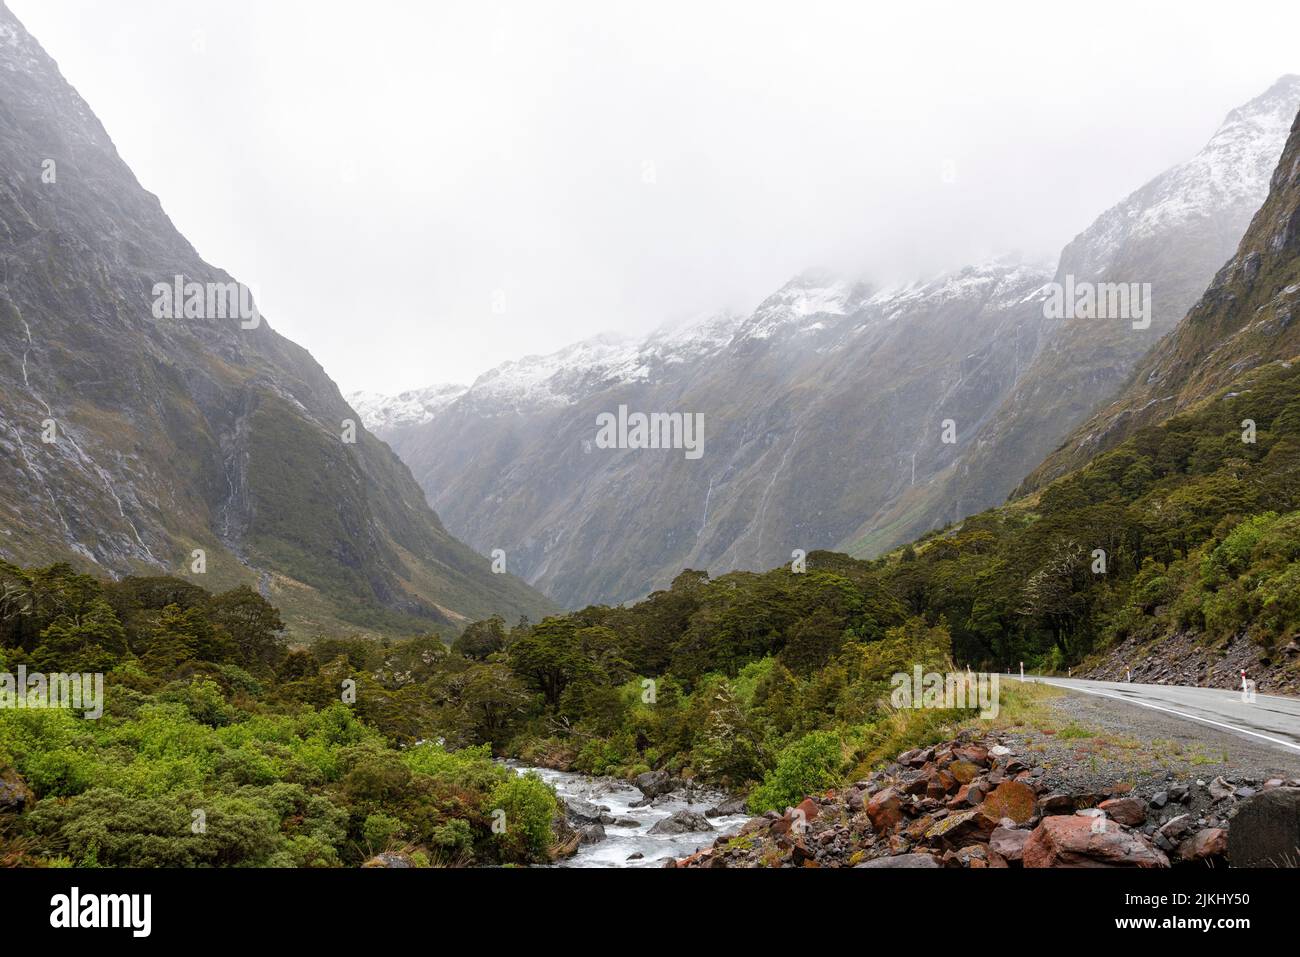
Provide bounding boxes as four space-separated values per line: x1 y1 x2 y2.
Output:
1066 74 1300 276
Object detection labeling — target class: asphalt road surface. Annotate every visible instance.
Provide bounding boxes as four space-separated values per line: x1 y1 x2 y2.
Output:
1009 674 1300 757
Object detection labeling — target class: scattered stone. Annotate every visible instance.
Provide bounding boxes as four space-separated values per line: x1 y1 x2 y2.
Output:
1038 792 1075 815
949 760 980 784
989 825 1029 862
1177 828 1228 863
866 787 904 833
1208 776 1236 802
361 852 413 868
1098 797 1146 827
982 781 1036 825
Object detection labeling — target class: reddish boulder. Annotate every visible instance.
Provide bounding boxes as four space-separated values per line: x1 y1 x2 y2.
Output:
981 781 1037 825
1098 797 1145 827
866 787 903 833
924 808 996 847
795 797 820 823
989 825 1030 862
949 760 980 784
1177 828 1227 863
1023 816 1169 868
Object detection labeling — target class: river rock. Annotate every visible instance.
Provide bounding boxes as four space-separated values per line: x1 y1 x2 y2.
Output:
565 799 605 824
648 810 714 835
578 823 607 845
634 770 679 799
705 797 748 817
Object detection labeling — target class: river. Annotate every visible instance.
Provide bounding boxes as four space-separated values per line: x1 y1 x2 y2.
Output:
514 765 751 867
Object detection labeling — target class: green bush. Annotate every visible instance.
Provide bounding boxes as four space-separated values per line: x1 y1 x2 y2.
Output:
746 730 844 813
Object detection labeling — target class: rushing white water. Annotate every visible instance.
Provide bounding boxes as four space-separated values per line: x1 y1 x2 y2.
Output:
514 765 751 868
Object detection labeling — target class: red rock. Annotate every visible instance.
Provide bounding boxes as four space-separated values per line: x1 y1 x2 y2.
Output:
949 760 979 784
866 787 903 833
795 797 820 823
1098 797 1146 827
1022 815 1169 868
902 774 929 796
1176 828 1227 863
989 825 1030 862
926 768 958 798
954 745 989 766
905 748 934 769
924 808 996 847
981 781 1037 825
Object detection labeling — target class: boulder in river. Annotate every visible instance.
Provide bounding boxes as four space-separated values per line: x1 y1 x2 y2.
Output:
705 797 748 817
648 810 714 835
634 770 679 799
565 799 605 824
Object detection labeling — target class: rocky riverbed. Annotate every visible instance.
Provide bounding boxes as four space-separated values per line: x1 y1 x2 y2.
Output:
509 764 750 867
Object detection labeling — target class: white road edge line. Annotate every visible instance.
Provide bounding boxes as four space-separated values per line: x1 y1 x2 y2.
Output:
1030 678 1300 755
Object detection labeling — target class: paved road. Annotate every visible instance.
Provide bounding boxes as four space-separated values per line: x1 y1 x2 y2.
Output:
1004 674 1300 756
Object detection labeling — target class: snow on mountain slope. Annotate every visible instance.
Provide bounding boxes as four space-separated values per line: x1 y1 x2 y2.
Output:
1062 75 1300 278
348 383 467 431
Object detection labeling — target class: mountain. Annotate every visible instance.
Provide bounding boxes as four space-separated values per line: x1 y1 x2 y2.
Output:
0 4 554 638
348 383 468 433
845 75 1300 554
366 260 1055 608
1017 87 1300 492
357 79 1299 612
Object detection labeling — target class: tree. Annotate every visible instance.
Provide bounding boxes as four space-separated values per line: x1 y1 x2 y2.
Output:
457 663 532 747
452 615 507 660
207 586 285 672
507 619 593 708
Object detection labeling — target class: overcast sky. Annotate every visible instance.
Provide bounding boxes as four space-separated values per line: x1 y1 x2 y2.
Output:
9 0 1298 392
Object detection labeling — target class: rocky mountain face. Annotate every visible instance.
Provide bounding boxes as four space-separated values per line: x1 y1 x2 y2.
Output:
0 4 553 638
846 75 1300 554
1016 93 1300 493
366 261 1056 608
